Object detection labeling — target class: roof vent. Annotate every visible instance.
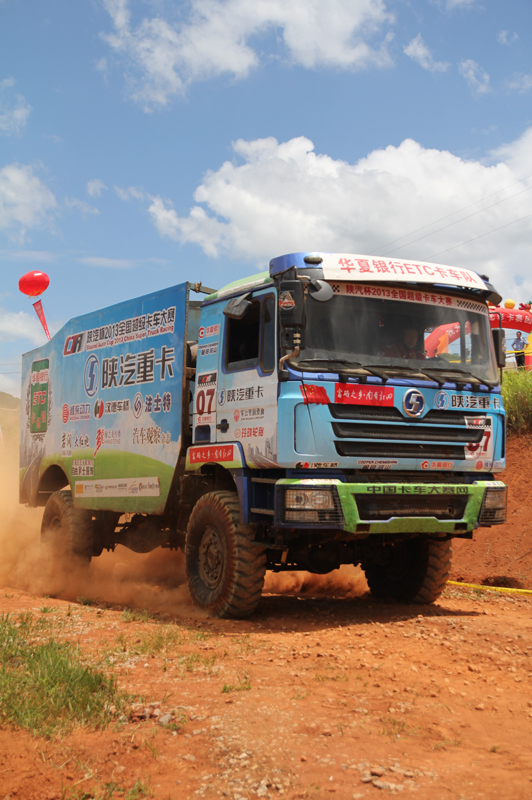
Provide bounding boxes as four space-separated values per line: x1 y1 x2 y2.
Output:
303 255 323 265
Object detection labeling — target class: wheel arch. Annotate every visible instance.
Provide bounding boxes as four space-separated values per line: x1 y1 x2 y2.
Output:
36 465 71 507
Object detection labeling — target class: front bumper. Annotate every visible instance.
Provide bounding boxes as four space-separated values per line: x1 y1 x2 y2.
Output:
275 479 506 535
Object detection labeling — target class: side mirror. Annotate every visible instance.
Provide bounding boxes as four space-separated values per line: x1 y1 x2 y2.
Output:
308 279 334 303
492 328 506 368
224 293 252 320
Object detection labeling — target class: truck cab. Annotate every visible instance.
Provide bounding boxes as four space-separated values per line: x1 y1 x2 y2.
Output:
183 252 507 615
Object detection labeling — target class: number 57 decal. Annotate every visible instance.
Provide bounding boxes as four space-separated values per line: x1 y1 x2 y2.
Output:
465 418 493 460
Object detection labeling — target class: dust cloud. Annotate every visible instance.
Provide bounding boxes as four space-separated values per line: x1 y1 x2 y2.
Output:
1 441 367 615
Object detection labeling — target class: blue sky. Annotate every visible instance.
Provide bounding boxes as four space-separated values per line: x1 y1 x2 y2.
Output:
1 0 532 395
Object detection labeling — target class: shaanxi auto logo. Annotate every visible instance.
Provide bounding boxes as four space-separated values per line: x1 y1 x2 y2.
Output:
434 390 450 410
403 388 425 417
83 354 100 398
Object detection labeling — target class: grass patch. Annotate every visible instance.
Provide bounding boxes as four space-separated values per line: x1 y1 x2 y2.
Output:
121 608 152 624
222 672 251 693
502 370 532 434
0 613 125 737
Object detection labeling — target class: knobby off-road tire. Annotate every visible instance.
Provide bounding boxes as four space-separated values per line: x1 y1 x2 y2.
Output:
41 490 94 566
186 491 266 619
364 537 452 604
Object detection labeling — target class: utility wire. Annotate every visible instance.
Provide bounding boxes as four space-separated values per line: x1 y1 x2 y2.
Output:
425 210 532 260
380 183 532 256
371 171 532 253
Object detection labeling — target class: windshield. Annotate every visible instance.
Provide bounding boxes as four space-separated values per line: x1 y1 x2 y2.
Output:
293 283 498 385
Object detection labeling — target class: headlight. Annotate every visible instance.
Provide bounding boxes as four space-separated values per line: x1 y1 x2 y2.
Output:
285 489 335 510
479 485 507 525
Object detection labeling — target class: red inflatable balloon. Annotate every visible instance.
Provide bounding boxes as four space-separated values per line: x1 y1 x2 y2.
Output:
18 270 50 297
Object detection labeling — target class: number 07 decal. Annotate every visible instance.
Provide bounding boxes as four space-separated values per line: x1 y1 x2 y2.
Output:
196 387 216 415
195 371 217 420
465 418 493 461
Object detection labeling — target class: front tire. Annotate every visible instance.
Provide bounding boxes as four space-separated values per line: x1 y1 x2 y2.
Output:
185 491 266 618
364 537 452 604
41 490 94 566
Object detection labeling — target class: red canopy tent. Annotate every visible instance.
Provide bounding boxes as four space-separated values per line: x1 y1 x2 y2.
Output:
424 305 532 369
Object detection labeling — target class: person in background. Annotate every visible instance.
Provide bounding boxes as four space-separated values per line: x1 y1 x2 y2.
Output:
511 331 527 368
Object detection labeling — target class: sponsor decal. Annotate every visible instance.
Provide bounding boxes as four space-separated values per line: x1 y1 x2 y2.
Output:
63 403 90 422
100 345 174 389
133 391 143 419
196 413 216 425
94 399 104 419
366 484 468 495
295 461 310 469
83 354 100 397
450 394 491 409
61 431 72 457
301 385 331 405
492 459 505 469
434 390 450 410
224 385 264 403
476 460 484 470
94 428 121 456
421 460 454 470
465 417 493 461
196 372 217 418
145 392 171 413
199 324 220 340
188 444 234 464
279 291 296 310
336 384 394 407
75 477 160 497
218 388 226 406
234 426 265 439
72 459 94 477
358 459 398 470
299 478 340 485
321 254 487 291
30 359 49 434
63 332 87 356
330 282 487 315
403 388 425 417
132 426 171 445
198 342 218 357
310 462 339 468
235 406 264 422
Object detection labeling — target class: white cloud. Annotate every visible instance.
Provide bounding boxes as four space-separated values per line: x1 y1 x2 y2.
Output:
507 74 532 93
0 163 57 242
142 129 532 302
87 178 107 197
497 30 518 46
64 197 100 216
0 308 46 348
403 34 450 73
0 78 31 136
114 184 145 201
459 59 490 95
101 0 394 109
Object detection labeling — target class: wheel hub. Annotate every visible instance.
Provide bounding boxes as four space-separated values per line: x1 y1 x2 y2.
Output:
198 526 224 589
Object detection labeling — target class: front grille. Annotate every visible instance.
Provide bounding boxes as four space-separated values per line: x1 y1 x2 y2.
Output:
335 441 465 459
355 493 468 521
332 422 482 443
329 405 489 425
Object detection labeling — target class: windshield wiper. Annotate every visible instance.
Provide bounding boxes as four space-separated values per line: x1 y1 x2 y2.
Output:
294 358 389 382
420 366 497 389
362 364 446 387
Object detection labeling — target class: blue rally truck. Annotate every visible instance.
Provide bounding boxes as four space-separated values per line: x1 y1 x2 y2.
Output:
20 252 508 618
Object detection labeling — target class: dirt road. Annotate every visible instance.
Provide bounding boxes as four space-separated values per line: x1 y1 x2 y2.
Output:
1 409 532 799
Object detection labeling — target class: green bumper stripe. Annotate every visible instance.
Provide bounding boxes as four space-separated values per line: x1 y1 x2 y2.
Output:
277 479 492 534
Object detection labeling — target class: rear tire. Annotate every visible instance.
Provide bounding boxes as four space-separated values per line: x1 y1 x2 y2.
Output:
41 490 94 566
364 537 452 604
186 491 266 618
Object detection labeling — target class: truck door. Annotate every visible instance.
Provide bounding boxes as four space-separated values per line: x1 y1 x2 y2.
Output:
216 290 278 467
